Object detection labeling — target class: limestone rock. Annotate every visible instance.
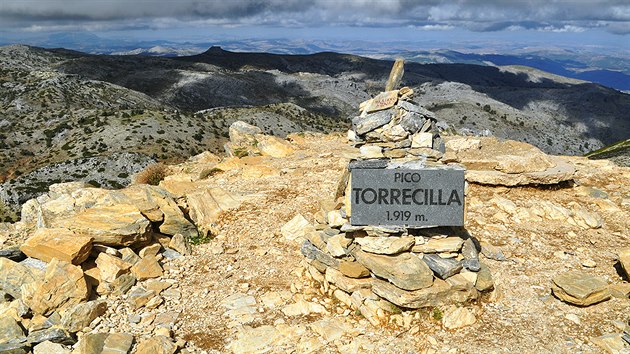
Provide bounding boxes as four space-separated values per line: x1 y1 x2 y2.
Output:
0 258 37 299
127 286 156 309
608 283 630 299
0 315 25 344
385 59 404 91
168 233 192 256
552 271 611 306
326 234 351 257
60 300 107 333
119 248 141 265
591 333 628 354
228 325 281 354
338 260 370 278
53 204 151 247
33 341 71 354
186 188 241 236
411 132 433 148
479 241 506 261
26 327 73 346
355 236 415 255
359 145 384 159
325 268 372 293
20 228 92 265
475 263 495 292
281 298 327 317
413 237 464 253
75 332 134 354
372 277 478 309
423 254 463 279
139 244 161 259
255 135 295 158
95 253 132 283
353 250 433 291
111 274 137 296
442 306 477 330
228 121 262 146
22 258 89 316
281 214 315 243
131 256 163 281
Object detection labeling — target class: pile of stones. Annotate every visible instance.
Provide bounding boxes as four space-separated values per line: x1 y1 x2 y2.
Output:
0 182 199 353
348 88 447 161
294 61 495 327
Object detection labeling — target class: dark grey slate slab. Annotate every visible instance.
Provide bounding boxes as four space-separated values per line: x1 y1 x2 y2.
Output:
350 167 465 227
300 240 338 268
349 159 389 170
352 109 394 135
422 254 463 279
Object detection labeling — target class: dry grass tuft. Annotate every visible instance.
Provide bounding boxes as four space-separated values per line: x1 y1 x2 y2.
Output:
135 163 169 185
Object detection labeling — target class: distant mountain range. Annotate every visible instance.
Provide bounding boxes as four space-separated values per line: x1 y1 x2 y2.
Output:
1 43 629 221
2 33 628 91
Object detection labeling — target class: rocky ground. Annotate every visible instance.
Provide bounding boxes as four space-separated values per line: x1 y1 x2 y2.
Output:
0 129 629 353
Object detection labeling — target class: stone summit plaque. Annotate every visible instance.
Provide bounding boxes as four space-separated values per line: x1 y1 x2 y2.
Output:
351 168 465 227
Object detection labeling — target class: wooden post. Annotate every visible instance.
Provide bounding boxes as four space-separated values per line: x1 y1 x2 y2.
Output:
385 58 404 91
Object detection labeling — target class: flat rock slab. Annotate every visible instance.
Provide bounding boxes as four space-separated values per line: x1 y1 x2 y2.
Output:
371 278 478 309
0 258 37 299
53 204 151 247
413 237 464 253
21 228 93 265
353 249 433 291
355 236 415 255
353 109 394 135
552 271 611 306
443 137 575 186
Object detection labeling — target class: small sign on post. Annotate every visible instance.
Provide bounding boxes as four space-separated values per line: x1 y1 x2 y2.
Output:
350 167 465 227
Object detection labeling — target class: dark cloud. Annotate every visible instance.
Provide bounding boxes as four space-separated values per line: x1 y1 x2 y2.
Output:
1 0 628 34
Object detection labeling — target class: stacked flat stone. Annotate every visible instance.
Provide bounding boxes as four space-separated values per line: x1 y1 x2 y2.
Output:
349 87 447 161
300 212 494 325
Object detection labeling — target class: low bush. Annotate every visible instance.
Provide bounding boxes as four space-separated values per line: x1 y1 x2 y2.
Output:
134 163 169 185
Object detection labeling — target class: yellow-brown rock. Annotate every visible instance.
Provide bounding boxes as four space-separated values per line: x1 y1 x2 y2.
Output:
255 134 295 158
95 253 132 282
20 228 92 265
53 204 151 247
22 258 89 316
131 256 163 280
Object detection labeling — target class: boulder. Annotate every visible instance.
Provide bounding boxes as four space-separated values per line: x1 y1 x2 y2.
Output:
20 228 92 265
0 258 37 299
52 204 151 247
22 259 89 316
353 250 433 291
33 341 71 354
74 332 134 354
228 121 262 146
551 271 610 306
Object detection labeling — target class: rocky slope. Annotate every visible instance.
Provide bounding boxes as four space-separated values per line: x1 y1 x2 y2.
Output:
0 129 628 353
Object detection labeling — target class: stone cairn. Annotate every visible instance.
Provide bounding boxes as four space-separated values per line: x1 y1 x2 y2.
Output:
296 59 495 326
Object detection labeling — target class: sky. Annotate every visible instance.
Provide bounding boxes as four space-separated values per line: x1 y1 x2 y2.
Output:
1 0 629 52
